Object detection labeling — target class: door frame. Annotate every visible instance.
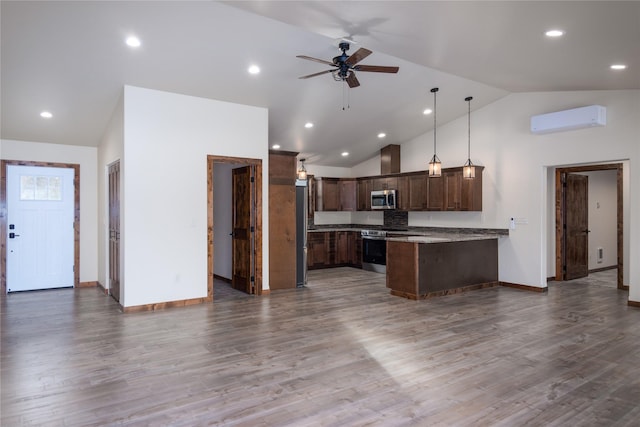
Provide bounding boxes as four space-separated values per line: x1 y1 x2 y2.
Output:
207 155 263 299
1 160 80 294
555 163 624 289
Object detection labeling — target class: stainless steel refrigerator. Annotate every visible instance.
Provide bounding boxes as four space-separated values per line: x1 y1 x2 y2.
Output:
296 179 308 287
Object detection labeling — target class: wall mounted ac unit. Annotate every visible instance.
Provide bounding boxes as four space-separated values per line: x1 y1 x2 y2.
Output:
531 105 606 134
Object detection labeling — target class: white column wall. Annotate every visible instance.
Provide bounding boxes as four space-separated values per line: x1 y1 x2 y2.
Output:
122 86 268 307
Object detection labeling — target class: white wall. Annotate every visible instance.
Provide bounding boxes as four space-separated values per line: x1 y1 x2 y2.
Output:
353 90 639 298
1 139 99 284
118 86 268 307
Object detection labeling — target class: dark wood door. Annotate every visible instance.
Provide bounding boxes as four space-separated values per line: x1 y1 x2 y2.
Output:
232 166 255 293
564 174 589 280
108 161 120 302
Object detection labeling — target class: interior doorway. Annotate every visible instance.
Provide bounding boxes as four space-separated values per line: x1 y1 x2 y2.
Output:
208 156 263 299
555 163 624 289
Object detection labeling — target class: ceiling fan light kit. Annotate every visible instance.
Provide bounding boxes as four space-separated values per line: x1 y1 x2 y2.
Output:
297 42 399 89
428 87 442 177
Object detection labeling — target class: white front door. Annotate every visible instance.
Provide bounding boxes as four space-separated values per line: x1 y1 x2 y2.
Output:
6 165 75 292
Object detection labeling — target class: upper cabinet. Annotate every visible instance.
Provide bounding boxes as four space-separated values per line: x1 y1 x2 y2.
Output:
443 166 484 211
312 166 483 212
356 178 371 211
339 179 357 211
315 177 340 211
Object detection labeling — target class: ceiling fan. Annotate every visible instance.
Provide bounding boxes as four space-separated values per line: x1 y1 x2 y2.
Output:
297 42 399 88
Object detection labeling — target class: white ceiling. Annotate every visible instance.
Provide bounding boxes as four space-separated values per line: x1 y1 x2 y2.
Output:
2 1 638 167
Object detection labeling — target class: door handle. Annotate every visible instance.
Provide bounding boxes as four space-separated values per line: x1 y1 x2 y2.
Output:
9 232 20 239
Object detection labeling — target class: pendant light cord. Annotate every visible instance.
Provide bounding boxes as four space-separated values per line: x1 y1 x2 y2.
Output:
467 97 471 158
433 88 437 154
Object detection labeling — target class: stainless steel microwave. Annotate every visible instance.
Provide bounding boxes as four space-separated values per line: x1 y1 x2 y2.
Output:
371 189 396 210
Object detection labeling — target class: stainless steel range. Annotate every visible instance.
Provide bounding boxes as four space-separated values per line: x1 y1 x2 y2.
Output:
361 229 387 274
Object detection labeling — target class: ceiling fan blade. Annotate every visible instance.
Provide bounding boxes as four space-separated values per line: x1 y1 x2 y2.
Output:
344 48 372 66
299 69 335 79
346 72 360 88
296 55 336 67
354 65 400 73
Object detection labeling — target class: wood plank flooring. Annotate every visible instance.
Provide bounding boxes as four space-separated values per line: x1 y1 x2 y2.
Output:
2 268 639 426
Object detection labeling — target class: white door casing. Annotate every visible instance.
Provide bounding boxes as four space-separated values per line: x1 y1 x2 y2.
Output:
6 165 75 292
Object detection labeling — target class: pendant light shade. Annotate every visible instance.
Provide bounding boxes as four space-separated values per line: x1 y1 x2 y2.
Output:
297 158 307 180
428 87 441 177
463 96 476 179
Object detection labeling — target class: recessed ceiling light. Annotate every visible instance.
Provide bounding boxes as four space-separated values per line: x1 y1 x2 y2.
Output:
423 108 433 115
304 122 314 128
610 64 627 70
545 30 564 37
377 133 386 138
271 144 281 149
248 65 260 75
125 36 141 48
341 151 349 157
40 111 53 118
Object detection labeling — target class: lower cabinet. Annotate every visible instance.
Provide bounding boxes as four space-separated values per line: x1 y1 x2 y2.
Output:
308 230 361 270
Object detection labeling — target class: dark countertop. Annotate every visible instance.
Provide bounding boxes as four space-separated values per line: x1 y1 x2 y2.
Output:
307 224 508 241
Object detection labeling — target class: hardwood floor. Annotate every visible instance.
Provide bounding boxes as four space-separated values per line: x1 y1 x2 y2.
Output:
2 268 639 426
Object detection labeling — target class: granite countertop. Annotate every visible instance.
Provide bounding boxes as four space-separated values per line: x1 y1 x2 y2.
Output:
307 224 508 241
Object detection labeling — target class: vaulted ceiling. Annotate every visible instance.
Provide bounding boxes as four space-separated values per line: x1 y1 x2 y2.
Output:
2 1 638 166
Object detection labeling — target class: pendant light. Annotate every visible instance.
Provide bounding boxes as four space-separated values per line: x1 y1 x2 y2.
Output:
463 96 475 179
297 158 307 180
428 87 441 177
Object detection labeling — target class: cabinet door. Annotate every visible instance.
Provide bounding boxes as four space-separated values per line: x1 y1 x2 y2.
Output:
371 176 397 191
357 179 371 211
407 173 428 210
307 175 316 219
444 170 462 210
335 231 350 264
396 176 409 210
426 175 444 210
339 179 357 211
460 166 483 211
307 232 330 269
353 233 363 268
316 178 339 211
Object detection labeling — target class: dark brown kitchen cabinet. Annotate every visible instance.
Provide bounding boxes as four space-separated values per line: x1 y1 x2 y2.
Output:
339 179 357 211
426 175 444 210
307 231 331 269
444 170 462 211
307 174 316 220
335 231 350 264
315 177 339 211
357 178 371 211
443 166 484 211
313 166 482 213
372 176 398 191
397 172 428 211
308 230 362 270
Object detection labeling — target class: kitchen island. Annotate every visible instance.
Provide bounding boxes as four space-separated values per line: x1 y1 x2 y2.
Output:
385 235 499 299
